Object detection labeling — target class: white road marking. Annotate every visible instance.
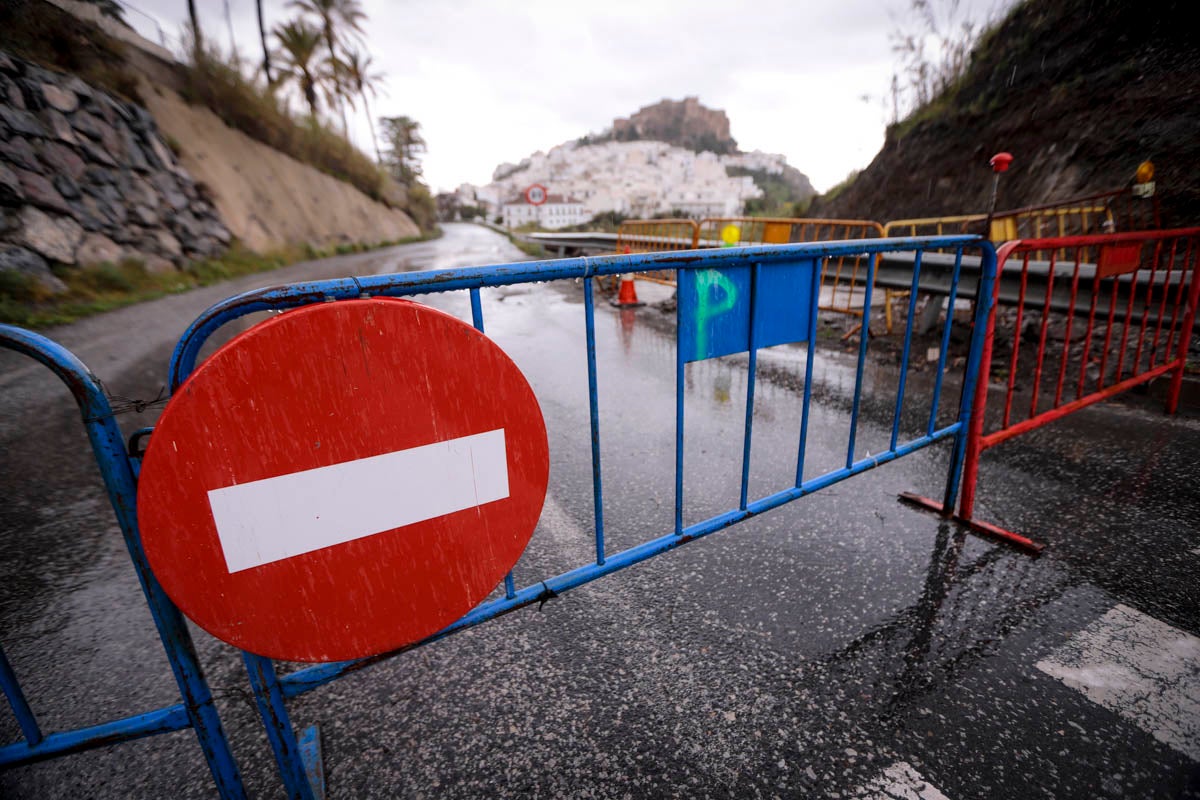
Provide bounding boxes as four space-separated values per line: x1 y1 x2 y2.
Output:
1036 603 1200 760
847 762 951 799
208 428 509 572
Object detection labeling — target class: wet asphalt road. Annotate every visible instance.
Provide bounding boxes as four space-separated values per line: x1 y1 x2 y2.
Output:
2 223 1199 799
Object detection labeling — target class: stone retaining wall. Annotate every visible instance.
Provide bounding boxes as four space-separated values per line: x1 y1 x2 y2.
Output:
0 50 231 293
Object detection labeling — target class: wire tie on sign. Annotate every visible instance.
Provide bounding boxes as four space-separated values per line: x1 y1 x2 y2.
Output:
536 581 558 611
85 381 169 421
351 276 369 298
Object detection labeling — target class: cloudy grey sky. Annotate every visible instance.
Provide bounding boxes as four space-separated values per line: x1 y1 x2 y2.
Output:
122 0 1003 193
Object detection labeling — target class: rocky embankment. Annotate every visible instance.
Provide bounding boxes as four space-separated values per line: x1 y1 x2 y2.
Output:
0 50 230 293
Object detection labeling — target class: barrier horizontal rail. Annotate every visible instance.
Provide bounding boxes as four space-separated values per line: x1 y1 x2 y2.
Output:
613 219 699 286
901 228 1200 549
0 326 246 797
698 217 898 333
164 236 996 798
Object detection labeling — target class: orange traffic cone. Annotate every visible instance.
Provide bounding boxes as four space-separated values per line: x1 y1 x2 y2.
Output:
611 274 644 307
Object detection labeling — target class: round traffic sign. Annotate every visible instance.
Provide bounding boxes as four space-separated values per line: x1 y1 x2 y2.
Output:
137 298 549 662
525 184 548 206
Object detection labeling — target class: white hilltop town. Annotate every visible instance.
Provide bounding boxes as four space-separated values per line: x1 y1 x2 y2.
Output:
447 98 815 230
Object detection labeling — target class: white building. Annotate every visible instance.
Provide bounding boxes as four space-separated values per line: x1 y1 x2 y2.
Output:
502 193 588 230
469 139 781 222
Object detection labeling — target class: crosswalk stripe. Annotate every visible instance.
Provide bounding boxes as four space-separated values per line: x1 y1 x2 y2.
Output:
1036 603 1200 761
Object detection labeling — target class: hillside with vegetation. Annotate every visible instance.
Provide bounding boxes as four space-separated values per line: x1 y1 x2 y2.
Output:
815 0 1199 227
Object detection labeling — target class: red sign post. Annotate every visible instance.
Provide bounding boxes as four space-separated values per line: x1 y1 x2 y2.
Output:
138 298 549 662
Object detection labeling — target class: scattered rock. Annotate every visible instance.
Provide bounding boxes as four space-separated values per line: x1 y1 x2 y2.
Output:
153 229 182 258
0 243 66 294
15 79 45 111
41 83 78 114
131 205 158 225
38 141 87 181
0 105 42 137
77 138 118 167
1 137 39 171
146 134 175 170
15 168 71 214
15 207 84 264
70 110 103 140
0 163 22 205
41 109 79 144
52 173 80 200
76 232 123 266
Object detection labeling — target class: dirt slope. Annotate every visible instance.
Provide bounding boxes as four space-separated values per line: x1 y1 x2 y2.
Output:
139 81 419 253
816 0 1200 227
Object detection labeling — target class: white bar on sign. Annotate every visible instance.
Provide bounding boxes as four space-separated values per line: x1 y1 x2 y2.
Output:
208 429 509 573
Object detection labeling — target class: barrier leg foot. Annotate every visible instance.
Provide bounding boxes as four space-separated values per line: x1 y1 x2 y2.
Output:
299 724 326 800
898 492 1045 556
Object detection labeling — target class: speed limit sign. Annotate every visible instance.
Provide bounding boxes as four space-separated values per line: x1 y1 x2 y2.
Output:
524 184 548 205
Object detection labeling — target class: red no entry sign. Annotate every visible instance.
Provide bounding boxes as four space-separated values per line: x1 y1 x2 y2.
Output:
524 184 548 205
138 298 549 662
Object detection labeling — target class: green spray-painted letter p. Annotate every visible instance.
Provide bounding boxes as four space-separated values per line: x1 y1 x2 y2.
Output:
693 269 738 360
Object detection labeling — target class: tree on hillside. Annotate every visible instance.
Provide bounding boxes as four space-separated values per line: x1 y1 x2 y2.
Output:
890 0 994 119
274 19 324 117
379 115 426 186
256 0 273 85
340 48 386 164
289 0 366 134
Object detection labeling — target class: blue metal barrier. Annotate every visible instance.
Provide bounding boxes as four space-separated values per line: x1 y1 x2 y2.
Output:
165 236 995 799
0 326 246 798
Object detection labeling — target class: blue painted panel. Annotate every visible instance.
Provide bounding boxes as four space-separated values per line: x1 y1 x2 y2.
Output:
679 258 815 362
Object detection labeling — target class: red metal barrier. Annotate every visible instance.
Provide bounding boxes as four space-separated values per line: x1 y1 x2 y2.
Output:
903 228 1200 552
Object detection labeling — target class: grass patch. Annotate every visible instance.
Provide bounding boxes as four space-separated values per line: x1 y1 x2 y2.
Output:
0 231 443 329
181 49 387 206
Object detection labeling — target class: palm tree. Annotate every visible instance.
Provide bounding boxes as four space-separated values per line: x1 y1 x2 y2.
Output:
339 48 385 163
256 0 273 86
289 0 365 133
273 20 324 117
380 115 425 186
187 0 203 62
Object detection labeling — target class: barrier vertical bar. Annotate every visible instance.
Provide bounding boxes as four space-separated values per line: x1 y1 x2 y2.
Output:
243 652 319 800
1167 236 1200 414
1001 254 1030 429
845 253 877 468
795 257 821 487
890 251 925 451
1054 251 1084 407
1148 239 1179 365
468 287 516 595
738 263 762 510
1029 252 1058 417
0 645 42 746
583 278 606 564
1132 240 1162 372
942 243 996 514
675 273 686 535
1163 237 1195 362
1077 268 1103 400
928 249 963 435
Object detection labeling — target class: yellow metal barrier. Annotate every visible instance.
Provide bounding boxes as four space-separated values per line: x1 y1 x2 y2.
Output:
614 219 699 286
698 217 897 334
